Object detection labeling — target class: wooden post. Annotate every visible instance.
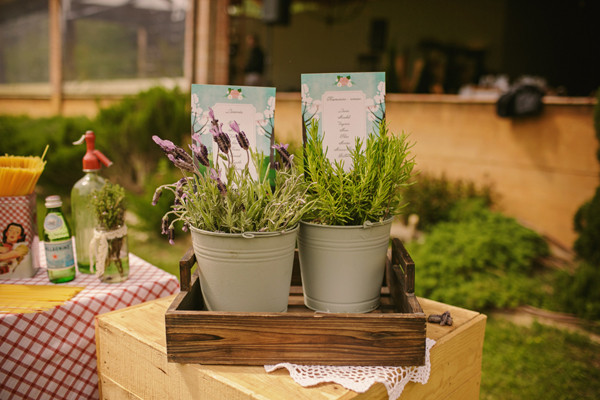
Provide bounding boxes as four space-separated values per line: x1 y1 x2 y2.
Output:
195 0 211 83
184 0 198 85
49 0 63 115
194 0 230 84
213 0 230 84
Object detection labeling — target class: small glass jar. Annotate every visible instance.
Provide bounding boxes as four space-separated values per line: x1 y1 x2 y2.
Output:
95 225 129 283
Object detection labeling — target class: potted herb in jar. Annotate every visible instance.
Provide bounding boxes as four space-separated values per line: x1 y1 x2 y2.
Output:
152 109 314 312
89 181 129 283
299 120 415 313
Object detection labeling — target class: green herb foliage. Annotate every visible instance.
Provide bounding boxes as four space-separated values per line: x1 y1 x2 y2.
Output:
91 182 126 230
302 120 415 225
154 124 314 237
408 199 549 311
176 152 313 233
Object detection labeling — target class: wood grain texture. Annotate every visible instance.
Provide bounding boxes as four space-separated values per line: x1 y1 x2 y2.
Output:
166 240 426 366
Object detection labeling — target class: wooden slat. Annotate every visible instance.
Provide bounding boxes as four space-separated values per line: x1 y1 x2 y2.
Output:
178 247 196 292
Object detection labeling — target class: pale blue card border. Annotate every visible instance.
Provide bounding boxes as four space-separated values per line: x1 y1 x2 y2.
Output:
301 72 386 138
191 84 276 156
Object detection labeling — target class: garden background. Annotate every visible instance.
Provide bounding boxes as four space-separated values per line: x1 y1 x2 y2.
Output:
2 86 599 399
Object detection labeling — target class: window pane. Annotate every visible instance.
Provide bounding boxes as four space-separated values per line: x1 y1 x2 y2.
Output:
0 0 49 84
64 0 187 81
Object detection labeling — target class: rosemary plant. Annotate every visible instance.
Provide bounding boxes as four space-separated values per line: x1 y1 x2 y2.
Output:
153 109 314 241
302 120 415 225
91 181 126 230
90 181 127 276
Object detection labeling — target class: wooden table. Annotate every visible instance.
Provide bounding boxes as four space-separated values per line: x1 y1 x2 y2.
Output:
95 295 486 399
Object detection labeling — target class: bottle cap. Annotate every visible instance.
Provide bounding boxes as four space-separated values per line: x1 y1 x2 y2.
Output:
73 130 113 171
45 195 62 208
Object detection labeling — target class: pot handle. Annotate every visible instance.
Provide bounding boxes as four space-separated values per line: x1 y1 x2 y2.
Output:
390 238 415 294
179 247 196 292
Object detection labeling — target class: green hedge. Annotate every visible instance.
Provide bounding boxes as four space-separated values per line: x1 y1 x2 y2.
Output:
400 173 492 231
409 199 549 311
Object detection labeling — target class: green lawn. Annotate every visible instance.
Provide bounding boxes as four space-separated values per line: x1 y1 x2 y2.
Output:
481 317 600 400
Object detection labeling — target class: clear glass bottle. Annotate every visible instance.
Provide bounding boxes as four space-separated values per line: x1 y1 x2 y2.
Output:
72 171 105 273
96 225 130 283
43 195 76 283
71 130 112 274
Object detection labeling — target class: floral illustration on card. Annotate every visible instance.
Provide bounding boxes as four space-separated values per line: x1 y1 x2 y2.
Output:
227 88 243 99
336 75 353 87
366 80 386 124
191 92 209 137
256 95 275 140
301 83 321 133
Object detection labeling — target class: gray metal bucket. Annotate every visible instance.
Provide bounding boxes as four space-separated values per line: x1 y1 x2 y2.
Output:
298 219 393 313
190 225 298 312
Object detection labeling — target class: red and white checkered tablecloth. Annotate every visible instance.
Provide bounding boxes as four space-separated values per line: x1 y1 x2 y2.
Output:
0 246 180 400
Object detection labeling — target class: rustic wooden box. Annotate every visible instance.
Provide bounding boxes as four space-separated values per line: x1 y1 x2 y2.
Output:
165 238 426 366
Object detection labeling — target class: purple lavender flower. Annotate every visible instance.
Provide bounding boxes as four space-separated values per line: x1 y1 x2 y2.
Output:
168 228 175 245
229 120 241 134
161 215 170 235
211 124 231 155
272 143 293 168
209 168 227 196
154 134 194 168
152 187 162 206
174 145 194 165
230 121 250 151
216 180 227 196
190 143 210 167
167 154 195 173
152 135 177 154
175 177 186 198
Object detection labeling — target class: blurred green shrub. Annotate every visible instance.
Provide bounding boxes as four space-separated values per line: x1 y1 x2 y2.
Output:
573 89 600 266
0 114 93 199
409 198 550 311
554 262 600 320
126 158 180 236
94 86 190 191
573 187 600 266
1 87 191 239
400 173 492 231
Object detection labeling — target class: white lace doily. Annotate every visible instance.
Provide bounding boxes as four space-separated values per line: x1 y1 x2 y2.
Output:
265 338 435 400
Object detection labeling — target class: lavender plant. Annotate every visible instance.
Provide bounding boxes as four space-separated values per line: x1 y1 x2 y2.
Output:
152 109 314 241
302 120 415 226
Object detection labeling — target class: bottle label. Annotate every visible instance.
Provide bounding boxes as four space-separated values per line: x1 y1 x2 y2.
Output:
45 239 75 270
44 213 70 241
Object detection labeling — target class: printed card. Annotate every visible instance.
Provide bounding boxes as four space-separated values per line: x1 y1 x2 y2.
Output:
301 72 386 168
191 84 276 179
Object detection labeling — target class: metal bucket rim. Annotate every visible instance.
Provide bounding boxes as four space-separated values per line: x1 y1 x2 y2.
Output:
299 217 394 230
189 224 299 239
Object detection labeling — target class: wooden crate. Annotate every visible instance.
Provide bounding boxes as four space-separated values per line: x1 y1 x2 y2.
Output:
96 291 487 399
164 238 427 366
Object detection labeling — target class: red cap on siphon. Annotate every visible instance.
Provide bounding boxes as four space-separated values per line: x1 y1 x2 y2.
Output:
73 130 113 171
